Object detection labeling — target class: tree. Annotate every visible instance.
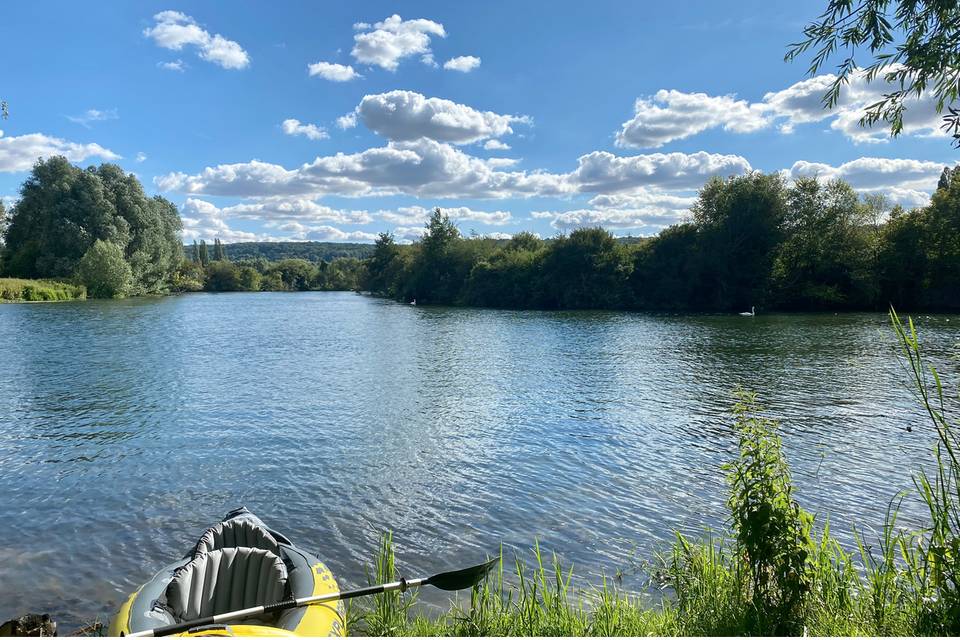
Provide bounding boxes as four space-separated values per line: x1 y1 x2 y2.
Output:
191 240 200 263
787 0 960 146
76 240 133 298
922 166 960 308
408 208 463 303
198 240 209 266
204 261 242 292
237 266 261 292
213 238 226 261
2 157 181 292
771 178 876 309
692 173 786 310
538 227 632 309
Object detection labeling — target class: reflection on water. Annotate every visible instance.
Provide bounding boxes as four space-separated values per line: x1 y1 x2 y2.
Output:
1 293 958 630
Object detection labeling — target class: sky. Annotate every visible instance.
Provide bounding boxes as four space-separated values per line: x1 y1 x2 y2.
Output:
0 1 956 244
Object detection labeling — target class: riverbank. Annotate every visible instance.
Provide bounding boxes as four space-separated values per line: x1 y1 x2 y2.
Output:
353 321 959 636
0 278 86 302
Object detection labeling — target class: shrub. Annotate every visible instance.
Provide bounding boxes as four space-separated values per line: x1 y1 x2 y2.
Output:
76 240 133 298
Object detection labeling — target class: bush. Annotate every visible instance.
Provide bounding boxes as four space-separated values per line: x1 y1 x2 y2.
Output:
76 240 133 298
0 278 86 302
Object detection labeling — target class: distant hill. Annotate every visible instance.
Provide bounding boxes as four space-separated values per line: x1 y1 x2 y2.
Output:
183 241 375 262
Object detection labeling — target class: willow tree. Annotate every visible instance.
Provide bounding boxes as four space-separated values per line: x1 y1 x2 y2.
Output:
788 0 960 146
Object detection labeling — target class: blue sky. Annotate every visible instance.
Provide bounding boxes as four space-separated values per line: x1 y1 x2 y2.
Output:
1 1 955 243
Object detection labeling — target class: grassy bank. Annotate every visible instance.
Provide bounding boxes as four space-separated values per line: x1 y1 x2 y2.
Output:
0 277 86 302
352 311 959 636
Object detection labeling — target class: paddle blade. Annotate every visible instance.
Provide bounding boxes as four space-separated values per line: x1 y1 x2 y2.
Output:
424 558 497 591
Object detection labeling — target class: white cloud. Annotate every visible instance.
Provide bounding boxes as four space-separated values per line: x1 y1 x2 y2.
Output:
483 139 511 150
393 225 426 241
443 55 481 72
533 207 682 233
180 197 376 242
617 90 769 148
351 15 446 71
144 11 249 70
355 90 530 144
0 130 120 172
307 61 360 81
786 156 944 207
156 140 752 200
420 53 438 68
570 150 752 193
380 205 511 226
336 112 358 130
157 59 185 72
66 108 119 129
135 152 148 163
281 118 329 141
618 67 950 148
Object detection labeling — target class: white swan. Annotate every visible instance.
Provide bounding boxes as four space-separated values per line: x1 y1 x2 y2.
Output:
410 299 417 306
739 306 755 317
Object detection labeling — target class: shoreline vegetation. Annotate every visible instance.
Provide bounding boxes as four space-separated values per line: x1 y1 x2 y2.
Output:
348 312 959 637
1 157 959 312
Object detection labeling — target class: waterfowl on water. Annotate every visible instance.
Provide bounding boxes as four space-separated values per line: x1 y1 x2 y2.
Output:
739 306 755 317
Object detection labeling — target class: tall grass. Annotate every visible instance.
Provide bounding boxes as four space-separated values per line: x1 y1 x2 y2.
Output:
0 277 86 301
353 309 959 636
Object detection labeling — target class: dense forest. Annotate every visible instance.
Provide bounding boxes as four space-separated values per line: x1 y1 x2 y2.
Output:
364 168 960 312
186 240 374 263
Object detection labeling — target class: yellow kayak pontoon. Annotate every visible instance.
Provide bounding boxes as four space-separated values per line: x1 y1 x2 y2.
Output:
109 508 345 637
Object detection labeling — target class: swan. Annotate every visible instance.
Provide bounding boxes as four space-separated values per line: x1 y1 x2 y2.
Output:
739 306 755 317
410 299 417 306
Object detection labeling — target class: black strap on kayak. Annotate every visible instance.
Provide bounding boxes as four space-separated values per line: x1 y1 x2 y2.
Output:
124 558 495 637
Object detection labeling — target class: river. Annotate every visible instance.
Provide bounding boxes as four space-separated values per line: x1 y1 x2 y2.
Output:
1 292 958 630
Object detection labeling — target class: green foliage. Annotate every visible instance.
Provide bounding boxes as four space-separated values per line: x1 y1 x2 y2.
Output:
76 240 133 299
725 390 814 633
787 0 960 146
0 277 86 302
188 240 374 263
1 157 181 294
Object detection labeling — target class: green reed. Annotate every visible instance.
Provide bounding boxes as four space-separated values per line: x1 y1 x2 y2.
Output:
354 309 959 636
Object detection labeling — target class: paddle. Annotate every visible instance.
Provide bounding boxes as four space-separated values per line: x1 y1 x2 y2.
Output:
125 558 497 637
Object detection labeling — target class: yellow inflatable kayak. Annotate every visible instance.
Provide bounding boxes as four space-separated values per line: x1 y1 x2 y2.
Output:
109 508 345 637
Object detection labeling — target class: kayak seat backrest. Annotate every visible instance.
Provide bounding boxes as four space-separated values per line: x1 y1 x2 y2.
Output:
194 518 281 557
165 547 288 622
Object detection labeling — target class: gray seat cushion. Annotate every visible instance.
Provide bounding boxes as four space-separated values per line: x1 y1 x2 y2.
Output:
194 519 281 557
165 547 288 621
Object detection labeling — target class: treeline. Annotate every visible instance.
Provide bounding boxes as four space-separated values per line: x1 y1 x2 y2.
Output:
0 157 182 298
186 240 374 263
173 244 364 293
364 167 960 312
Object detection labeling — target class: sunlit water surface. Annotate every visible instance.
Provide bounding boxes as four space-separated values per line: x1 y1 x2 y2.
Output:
1 293 958 630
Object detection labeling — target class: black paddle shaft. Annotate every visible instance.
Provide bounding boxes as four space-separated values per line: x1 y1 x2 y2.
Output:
127 559 496 638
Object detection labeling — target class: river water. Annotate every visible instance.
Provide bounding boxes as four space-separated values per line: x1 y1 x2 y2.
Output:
1 292 958 630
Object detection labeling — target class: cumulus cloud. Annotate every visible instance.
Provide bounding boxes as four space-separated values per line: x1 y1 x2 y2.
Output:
483 139 511 151
180 197 376 242
533 207 682 233
443 55 481 72
0 130 120 172
379 205 511 226
336 112 358 130
786 156 944 207
351 15 446 71
354 90 530 144
157 59 185 72
144 11 249 70
307 61 360 81
156 140 753 200
281 118 329 141
66 108 119 129
617 67 949 148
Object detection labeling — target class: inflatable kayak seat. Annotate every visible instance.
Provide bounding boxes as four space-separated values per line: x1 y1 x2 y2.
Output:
194 517 281 557
165 547 287 622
